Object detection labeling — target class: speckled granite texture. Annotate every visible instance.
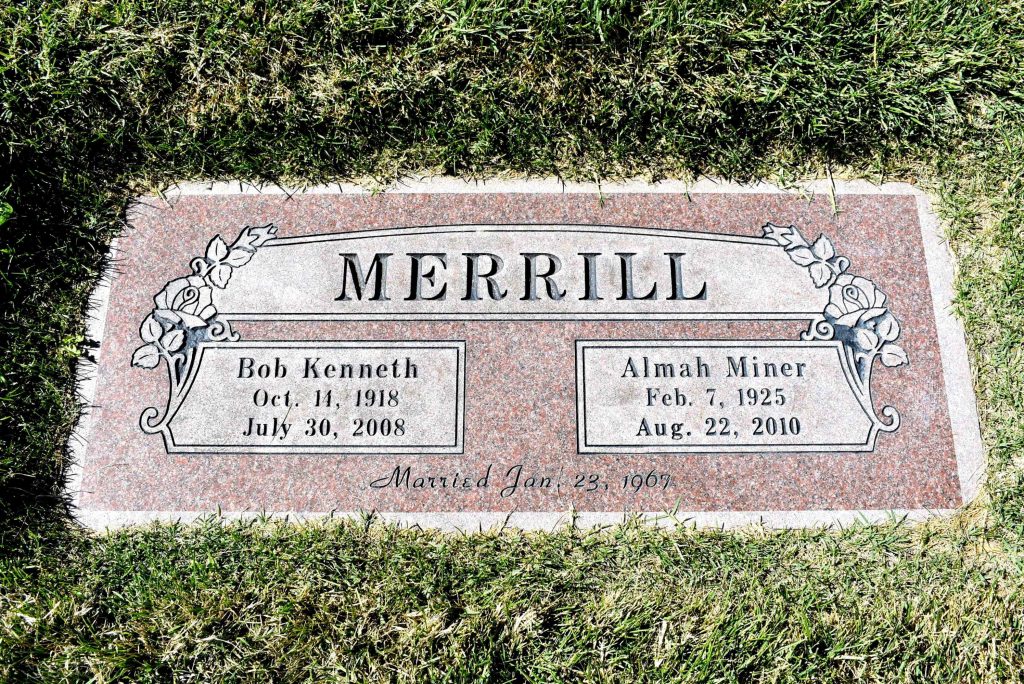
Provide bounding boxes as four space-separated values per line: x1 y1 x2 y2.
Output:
70 182 983 526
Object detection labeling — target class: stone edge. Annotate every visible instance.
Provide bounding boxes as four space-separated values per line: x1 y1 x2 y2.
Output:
73 509 955 532
142 176 945 197
66 253 115 515
914 192 986 504
69 177 986 531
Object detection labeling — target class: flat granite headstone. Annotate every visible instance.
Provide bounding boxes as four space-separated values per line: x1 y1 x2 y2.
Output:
70 179 984 529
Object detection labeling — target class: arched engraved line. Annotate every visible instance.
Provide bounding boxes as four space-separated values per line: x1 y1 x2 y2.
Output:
264 223 782 247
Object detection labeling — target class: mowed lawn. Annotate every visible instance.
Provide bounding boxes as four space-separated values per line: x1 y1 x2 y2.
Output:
2 1 1024 681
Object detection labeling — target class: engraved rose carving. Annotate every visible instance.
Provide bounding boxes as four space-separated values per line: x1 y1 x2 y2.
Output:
824 274 887 327
763 222 909 406
132 225 278 436
154 275 216 329
132 225 277 374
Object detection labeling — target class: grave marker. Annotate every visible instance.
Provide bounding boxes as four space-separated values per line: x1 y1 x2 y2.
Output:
70 180 984 528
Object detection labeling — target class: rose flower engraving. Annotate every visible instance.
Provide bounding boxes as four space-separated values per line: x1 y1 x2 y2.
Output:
763 223 909 384
131 225 277 423
825 275 887 327
154 276 217 328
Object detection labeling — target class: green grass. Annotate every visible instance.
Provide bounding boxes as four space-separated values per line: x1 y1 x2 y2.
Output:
2 0 1024 680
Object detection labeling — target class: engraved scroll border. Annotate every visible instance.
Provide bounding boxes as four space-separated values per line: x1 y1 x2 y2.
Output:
130 222 907 446
761 222 906 436
130 224 277 438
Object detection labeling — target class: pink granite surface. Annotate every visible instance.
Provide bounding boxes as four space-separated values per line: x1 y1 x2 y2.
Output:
76 191 961 514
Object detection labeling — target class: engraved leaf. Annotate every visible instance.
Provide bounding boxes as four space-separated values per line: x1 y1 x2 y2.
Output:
140 314 163 343
207 236 229 262
876 312 901 342
808 262 834 288
855 328 880 351
131 344 160 369
812 235 836 260
209 263 232 289
161 329 185 352
788 247 816 266
154 308 180 325
834 311 863 327
178 311 210 329
860 307 888 323
224 248 253 267
880 343 909 367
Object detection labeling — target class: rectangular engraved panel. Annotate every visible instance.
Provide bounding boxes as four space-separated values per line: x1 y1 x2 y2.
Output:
164 341 465 454
576 340 886 453
218 226 828 320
